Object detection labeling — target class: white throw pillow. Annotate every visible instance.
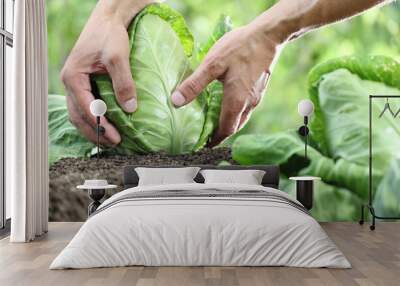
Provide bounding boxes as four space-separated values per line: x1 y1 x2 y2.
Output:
200 169 266 185
135 167 200 186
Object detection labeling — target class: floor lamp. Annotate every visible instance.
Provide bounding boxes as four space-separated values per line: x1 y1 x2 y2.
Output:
77 99 117 216
89 99 107 160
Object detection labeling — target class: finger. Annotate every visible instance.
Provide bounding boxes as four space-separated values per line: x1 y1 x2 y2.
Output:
238 72 270 130
106 53 137 113
172 60 221 107
255 71 270 95
67 96 113 146
209 81 248 147
238 106 252 130
64 72 122 145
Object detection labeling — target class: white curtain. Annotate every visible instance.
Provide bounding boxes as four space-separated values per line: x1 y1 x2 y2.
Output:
8 0 49 242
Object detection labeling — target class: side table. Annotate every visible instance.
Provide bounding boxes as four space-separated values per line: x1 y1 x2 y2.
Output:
289 176 321 210
77 180 117 216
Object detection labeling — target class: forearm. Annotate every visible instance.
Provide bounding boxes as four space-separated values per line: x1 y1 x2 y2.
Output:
252 0 393 44
92 0 157 27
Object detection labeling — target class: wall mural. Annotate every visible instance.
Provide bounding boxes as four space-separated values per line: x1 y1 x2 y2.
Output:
47 0 400 222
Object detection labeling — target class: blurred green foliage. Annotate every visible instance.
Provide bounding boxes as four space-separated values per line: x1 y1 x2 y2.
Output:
47 0 400 134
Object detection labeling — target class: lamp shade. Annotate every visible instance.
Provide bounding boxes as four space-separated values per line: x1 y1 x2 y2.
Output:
90 99 107 117
297 99 314 117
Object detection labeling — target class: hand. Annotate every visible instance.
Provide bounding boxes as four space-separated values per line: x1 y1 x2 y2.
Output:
171 24 280 146
171 0 388 147
61 0 154 146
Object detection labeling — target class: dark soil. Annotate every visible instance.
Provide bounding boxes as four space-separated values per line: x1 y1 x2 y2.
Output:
50 148 235 221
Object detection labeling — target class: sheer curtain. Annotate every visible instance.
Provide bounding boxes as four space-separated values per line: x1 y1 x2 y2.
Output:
8 0 48 242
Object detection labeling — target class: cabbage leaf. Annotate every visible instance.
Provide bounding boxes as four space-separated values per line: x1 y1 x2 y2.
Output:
48 94 95 164
308 56 400 164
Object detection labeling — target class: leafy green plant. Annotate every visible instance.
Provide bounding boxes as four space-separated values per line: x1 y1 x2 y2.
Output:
232 56 400 220
48 4 232 163
48 94 95 164
308 55 400 165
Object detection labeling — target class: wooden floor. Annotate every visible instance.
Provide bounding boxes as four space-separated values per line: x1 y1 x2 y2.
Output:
0 222 399 286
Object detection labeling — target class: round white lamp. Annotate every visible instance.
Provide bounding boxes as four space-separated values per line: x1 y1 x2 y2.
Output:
90 99 107 117
298 99 314 117
297 99 314 160
89 99 107 159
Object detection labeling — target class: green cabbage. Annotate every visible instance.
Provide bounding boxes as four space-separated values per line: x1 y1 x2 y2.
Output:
94 4 230 155
232 56 400 220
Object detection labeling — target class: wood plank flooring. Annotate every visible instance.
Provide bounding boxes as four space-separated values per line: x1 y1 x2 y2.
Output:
0 222 399 286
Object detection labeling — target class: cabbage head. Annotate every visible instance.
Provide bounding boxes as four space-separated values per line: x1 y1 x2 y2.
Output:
232 55 400 220
94 4 231 155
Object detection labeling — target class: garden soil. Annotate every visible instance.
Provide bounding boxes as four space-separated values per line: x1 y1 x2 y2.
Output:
49 148 234 221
